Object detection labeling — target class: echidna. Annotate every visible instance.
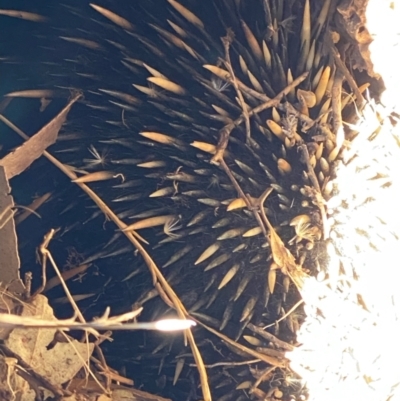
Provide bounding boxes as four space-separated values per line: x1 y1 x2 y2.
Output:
1 0 366 400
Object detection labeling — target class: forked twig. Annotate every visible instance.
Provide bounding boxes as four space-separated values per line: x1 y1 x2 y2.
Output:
36 229 98 336
211 72 309 164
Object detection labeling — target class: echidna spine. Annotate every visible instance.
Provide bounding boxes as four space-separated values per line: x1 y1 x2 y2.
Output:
1 1 366 400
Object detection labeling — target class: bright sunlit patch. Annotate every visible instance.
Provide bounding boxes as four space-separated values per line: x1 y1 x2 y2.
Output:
289 73 400 401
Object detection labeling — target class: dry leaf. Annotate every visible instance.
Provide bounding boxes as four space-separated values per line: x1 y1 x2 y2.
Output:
5 295 94 386
261 188 306 290
0 94 80 179
0 287 17 340
0 166 25 293
261 189 298 274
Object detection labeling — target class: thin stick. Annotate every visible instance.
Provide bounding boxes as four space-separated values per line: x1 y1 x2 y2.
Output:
250 366 277 394
222 30 251 141
219 158 268 238
247 323 294 352
263 299 304 329
327 39 364 108
38 229 100 337
331 70 345 148
190 359 261 368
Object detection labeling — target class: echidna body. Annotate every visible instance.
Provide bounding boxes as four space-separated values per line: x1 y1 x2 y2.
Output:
3 0 352 399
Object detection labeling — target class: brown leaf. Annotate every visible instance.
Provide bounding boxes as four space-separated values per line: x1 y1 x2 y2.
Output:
0 167 25 293
0 94 80 180
260 188 306 290
260 188 298 274
5 295 94 386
